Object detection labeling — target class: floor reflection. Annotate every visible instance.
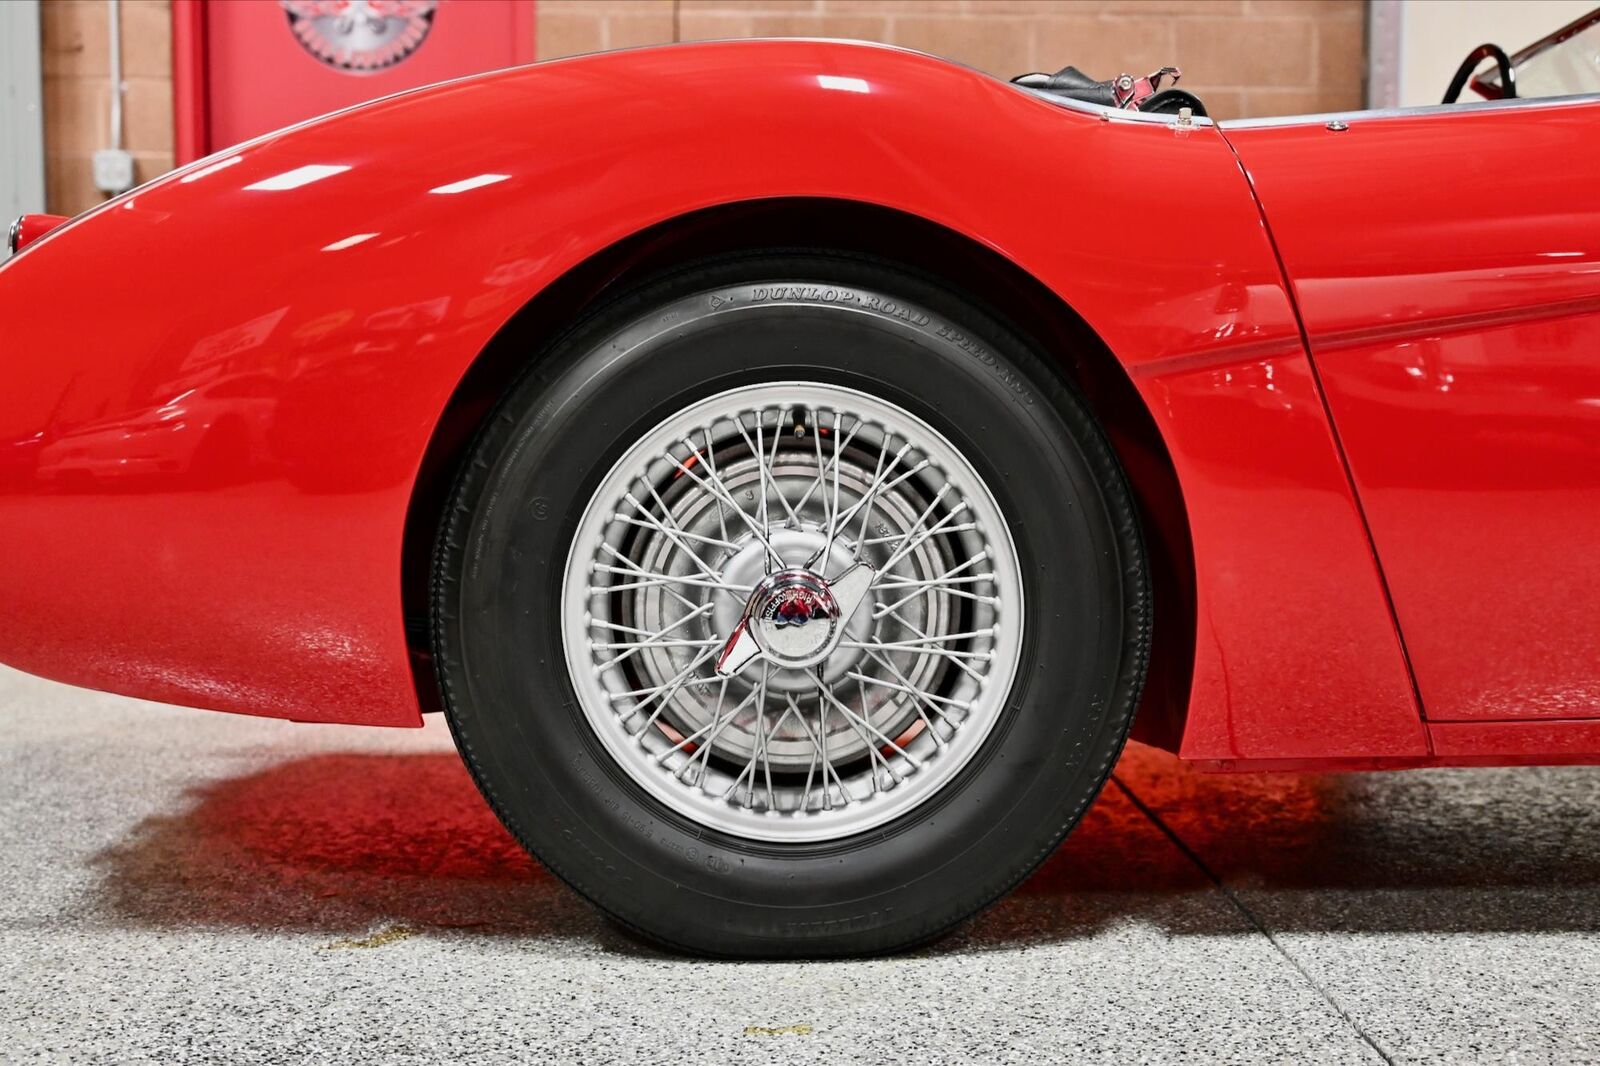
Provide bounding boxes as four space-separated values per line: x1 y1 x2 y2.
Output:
91 752 607 942
90 740 1600 947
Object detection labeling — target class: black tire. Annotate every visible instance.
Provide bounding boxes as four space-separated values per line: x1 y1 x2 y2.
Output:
432 252 1150 957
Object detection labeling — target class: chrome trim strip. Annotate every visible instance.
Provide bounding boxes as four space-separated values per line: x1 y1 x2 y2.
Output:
6 215 19 257
1221 91 1600 129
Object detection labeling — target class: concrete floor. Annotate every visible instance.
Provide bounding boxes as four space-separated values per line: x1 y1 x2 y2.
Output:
4 665 1600 1064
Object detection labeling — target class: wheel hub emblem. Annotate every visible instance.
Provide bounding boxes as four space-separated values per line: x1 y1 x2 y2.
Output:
754 570 840 665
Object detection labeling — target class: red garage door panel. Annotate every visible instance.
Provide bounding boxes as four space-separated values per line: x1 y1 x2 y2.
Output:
201 0 535 155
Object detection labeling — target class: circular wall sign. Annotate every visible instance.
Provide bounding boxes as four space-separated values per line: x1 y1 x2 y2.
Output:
280 0 438 74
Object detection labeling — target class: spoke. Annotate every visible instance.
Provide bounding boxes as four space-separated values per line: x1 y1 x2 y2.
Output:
726 717 760 803
813 409 850 565
589 604 711 639
702 424 730 546
871 482 948 579
674 434 765 538
847 681 889 794
758 662 776 808
595 543 703 622
667 443 784 570
610 514 738 552
850 662 972 714
790 417 866 518
733 408 801 544
851 628 995 650
833 450 924 548
724 691 778 808
871 552 994 618
591 575 748 595
611 673 702 701
632 654 718 741
864 669 945 754
592 603 713 671
859 523 976 546
836 431 893 558
840 642 994 662
877 562 994 671
592 564 744 594
817 683 832 809
891 502 970 566
632 478 712 563
768 408 804 527
649 675 748 758
750 413 769 546
595 550 750 595
725 664 776 806
785 692 849 810
873 599 987 682
818 677 920 775
872 573 997 590
830 410 844 542
622 646 719 731
628 480 733 598
923 585 995 606
748 656 774 806
681 685 757 785
859 646 977 746
592 567 744 594
798 694 819 811
593 638 721 651
810 407 831 536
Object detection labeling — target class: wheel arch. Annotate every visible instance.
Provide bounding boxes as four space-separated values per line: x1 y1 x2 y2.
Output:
400 197 1195 751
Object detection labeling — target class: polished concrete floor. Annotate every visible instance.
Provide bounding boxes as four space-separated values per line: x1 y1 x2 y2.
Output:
4 664 1600 1064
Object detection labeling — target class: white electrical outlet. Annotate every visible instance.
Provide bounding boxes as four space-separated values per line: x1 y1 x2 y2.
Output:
92 148 135 194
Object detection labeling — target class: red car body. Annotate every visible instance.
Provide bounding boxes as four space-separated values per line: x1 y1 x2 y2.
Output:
2 40 1598 771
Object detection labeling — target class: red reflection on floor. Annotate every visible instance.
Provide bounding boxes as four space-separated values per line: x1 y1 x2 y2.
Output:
190 752 539 881
88 737 1600 941
94 743 1314 925
95 751 575 936
1017 742 1337 895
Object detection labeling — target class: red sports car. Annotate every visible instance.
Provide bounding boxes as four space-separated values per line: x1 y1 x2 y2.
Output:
3 12 1599 957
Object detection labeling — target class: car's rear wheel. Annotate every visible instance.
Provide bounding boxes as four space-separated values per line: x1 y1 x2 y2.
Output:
433 253 1149 956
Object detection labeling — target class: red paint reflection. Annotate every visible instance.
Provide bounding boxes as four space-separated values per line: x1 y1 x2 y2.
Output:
1016 745 1337 899
92 741 1600 943
95 752 581 937
91 743 1314 940
192 752 539 880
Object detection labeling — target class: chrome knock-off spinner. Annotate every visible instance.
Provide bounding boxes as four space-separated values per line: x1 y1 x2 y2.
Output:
715 562 876 676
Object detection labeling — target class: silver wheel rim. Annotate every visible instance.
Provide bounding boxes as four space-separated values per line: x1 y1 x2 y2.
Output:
562 382 1024 843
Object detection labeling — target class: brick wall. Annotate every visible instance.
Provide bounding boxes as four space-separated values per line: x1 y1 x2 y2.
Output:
37 0 1363 215
41 0 173 216
538 0 1367 121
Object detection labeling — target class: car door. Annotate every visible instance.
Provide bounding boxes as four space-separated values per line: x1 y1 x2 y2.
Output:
1224 96 1600 721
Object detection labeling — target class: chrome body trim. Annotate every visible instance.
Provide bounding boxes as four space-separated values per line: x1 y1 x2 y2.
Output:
1221 91 1600 129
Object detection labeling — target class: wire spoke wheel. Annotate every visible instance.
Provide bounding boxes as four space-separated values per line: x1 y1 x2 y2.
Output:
564 383 1023 842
